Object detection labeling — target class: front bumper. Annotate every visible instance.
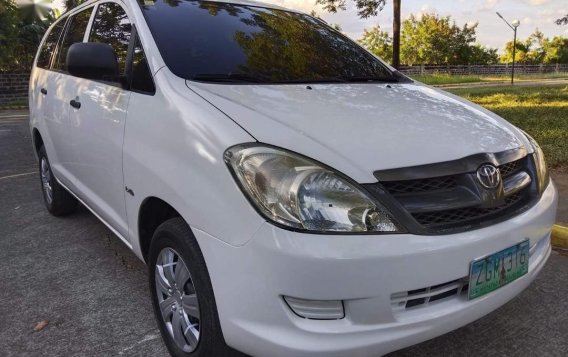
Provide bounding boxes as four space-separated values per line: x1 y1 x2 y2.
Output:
194 181 557 356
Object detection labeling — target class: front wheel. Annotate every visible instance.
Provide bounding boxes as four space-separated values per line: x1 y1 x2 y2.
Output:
148 218 242 357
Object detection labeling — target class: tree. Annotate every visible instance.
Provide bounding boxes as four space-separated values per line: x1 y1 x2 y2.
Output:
63 0 83 12
0 0 59 71
359 26 392 63
359 13 497 65
469 44 499 64
499 29 568 64
316 0 402 68
542 36 568 63
500 40 530 64
556 15 567 25
0 0 20 71
399 13 478 65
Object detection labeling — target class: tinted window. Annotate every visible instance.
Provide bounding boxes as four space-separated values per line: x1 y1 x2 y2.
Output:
139 0 396 83
53 8 93 71
130 37 155 93
89 3 132 75
37 20 66 68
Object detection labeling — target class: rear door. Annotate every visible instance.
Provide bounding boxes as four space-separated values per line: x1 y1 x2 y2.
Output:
67 1 133 238
30 18 67 180
46 8 94 187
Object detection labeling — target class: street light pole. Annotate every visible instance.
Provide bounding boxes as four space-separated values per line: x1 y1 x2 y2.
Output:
511 25 517 85
496 12 520 85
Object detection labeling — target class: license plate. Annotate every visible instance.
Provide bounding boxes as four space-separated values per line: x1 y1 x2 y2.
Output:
468 240 530 300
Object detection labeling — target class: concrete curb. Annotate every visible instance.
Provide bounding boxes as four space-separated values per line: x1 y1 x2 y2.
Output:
552 225 568 249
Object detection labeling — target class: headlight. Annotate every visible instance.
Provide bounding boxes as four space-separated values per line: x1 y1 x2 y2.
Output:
522 131 549 194
224 144 400 233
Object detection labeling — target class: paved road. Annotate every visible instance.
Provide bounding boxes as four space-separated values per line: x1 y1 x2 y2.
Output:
1 113 567 356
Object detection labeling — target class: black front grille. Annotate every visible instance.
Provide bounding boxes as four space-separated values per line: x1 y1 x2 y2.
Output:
499 160 522 177
367 153 538 234
382 176 457 195
412 192 523 227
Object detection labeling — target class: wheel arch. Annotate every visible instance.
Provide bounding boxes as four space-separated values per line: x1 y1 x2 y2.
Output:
138 196 182 263
32 127 44 156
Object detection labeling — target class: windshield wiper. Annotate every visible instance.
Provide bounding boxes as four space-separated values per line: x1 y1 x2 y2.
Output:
191 73 266 83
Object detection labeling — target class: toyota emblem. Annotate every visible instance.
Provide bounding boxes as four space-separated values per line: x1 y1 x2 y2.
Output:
476 164 501 189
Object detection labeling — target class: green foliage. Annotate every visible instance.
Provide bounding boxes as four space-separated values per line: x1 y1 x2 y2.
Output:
315 0 386 19
0 0 58 71
358 26 392 62
556 14 568 25
64 0 83 12
400 13 484 65
448 85 568 168
359 13 498 65
501 29 568 64
412 74 486 85
412 73 568 85
543 37 568 63
0 0 19 70
470 44 499 64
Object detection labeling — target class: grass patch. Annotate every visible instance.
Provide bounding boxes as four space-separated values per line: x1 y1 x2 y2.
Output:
412 74 486 85
413 73 568 85
0 100 28 110
447 84 568 168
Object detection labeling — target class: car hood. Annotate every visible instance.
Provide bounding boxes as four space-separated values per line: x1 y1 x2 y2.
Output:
187 81 528 182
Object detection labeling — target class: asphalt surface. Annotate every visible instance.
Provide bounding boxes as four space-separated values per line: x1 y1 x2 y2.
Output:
1 112 567 357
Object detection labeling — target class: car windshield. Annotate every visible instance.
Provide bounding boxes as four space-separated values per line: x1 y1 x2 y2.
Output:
139 0 400 83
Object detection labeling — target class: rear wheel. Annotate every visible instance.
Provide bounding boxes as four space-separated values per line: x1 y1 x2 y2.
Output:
38 146 77 216
148 218 242 357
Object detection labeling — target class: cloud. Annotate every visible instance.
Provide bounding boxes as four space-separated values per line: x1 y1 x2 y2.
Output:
479 0 500 11
261 0 320 14
527 0 550 5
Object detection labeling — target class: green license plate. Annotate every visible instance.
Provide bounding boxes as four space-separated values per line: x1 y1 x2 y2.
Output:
468 240 530 300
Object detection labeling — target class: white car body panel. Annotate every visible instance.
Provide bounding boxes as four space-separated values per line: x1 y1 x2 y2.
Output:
197 182 557 356
188 81 532 182
68 77 131 238
122 68 264 251
27 0 558 355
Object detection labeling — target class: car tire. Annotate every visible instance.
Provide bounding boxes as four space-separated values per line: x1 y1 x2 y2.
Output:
38 145 77 216
148 217 244 357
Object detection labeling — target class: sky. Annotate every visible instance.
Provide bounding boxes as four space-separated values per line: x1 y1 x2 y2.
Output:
51 0 568 51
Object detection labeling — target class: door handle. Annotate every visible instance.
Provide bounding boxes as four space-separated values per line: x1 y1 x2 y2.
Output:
69 99 81 109
40 88 47 95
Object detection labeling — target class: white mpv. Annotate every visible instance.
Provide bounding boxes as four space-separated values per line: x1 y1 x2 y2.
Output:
29 0 558 356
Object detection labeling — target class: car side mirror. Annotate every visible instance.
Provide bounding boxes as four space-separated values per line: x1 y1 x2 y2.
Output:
67 42 119 81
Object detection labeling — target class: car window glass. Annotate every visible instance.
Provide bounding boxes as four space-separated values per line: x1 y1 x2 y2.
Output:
130 36 155 93
138 0 395 83
89 3 132 76
37 20 66 69
53 8 93 71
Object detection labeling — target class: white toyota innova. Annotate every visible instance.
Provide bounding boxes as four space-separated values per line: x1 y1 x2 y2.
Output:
29 0 558 356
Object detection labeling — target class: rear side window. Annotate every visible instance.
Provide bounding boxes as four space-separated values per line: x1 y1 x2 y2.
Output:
37 20 66 69
53 8 93 71
89 3 132 75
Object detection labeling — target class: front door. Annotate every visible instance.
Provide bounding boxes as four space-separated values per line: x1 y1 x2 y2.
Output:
67 2 134 238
